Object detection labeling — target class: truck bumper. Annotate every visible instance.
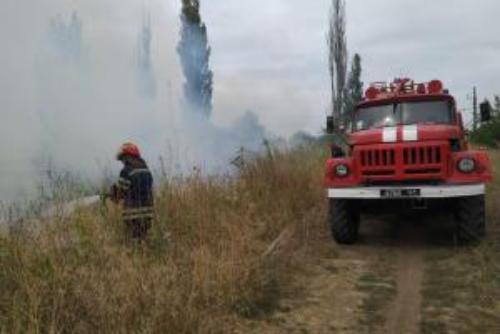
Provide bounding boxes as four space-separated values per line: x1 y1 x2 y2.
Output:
327 184 485 199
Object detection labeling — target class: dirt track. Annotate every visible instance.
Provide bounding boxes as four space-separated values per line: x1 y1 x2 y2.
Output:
239 151 500 333
246 212 450 334
384 219 425 334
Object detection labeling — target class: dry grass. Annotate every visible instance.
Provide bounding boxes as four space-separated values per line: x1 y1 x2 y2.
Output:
421 149 500 333
0 145 328 333
356 251 397 332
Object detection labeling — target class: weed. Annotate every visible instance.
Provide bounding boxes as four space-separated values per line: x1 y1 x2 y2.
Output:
420 149 500 333
0 145 327 333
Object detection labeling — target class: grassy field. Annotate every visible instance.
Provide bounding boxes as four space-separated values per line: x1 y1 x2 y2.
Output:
0 146 328 334
1 146 499 333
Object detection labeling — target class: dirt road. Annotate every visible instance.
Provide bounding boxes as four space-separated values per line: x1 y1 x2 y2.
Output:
384 219 425 334
245 212 457 334
240 150 500 333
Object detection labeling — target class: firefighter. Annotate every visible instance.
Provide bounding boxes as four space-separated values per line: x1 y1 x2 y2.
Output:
109 142 154 241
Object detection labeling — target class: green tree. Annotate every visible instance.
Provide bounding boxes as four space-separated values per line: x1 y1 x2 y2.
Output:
344 53 363 120
177 0 213 118
494 95 500 117
471 95 500 147
327 0 348 130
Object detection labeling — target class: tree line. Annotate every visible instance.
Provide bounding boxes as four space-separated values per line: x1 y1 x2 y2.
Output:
473 95 500 147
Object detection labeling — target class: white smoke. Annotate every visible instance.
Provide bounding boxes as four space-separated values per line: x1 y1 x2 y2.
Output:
0 0 267 204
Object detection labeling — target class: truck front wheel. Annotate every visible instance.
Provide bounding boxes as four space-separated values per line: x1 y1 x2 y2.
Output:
329 199 360 244
455 195 486 244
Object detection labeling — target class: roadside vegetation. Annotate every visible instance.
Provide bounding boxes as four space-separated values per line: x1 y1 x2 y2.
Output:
421 149 500 333
471 118 500 148
1 145 500 333
356 251 397 332
0 145 328 333
471 96 500 148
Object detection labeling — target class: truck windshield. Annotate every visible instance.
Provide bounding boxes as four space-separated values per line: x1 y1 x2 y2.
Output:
354 100 453 131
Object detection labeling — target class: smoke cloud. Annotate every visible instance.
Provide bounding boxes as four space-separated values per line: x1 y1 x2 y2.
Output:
0 0 267 203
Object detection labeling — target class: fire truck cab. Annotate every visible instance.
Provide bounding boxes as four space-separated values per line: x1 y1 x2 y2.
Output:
325 78 492 244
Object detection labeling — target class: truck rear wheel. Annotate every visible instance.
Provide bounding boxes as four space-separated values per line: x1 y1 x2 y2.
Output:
455 195 486 244
329 199 360 245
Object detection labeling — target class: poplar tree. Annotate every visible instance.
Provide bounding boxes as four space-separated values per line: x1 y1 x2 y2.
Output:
494 96 500 117
344 53 363 120
327 0 348 129
177 0 213 118
137 13 156 98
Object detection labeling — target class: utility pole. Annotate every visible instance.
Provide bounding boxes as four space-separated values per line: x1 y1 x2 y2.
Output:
473 86 478 131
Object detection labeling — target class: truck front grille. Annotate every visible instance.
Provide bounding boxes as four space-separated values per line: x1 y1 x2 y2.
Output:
360 149 396 167
356 143 447 180
403 146 442 165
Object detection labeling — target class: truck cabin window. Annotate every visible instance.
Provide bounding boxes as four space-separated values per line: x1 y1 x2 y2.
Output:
354 100 453 131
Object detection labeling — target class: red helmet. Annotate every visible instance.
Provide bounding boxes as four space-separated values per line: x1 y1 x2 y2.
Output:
116 142 141 160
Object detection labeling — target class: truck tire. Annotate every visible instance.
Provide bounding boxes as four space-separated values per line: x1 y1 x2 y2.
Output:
455 195 486 244
329 199 360 245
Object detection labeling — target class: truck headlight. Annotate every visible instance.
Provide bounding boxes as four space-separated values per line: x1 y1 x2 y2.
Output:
335 164 349 177
457 158 476 173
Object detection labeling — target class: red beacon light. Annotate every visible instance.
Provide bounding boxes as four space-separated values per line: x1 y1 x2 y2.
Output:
365 87 379 100
428 80 443 94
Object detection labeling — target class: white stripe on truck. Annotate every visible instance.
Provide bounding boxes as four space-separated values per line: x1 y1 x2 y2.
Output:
403 125 418 141
382 127 397 142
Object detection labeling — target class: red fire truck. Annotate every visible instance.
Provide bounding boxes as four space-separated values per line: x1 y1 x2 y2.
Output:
325 78 492 244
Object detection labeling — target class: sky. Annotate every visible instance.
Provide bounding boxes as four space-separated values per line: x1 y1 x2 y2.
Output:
0 0 499 202
202 0 500 133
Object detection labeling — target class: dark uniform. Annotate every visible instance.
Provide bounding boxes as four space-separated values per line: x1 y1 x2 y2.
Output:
115 158 154 240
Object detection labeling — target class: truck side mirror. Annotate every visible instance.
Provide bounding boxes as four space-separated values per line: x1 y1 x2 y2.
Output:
326 116 334 134
480 101 492 123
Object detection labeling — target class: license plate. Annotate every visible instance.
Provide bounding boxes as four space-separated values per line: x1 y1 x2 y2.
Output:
380 189 421 198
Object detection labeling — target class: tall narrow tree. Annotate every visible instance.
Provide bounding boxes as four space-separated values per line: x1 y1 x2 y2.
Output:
137 12 156 99
177 0 213 118
48 11 82 63
327 0 348 129
344 53 363 120
494 95 500 117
